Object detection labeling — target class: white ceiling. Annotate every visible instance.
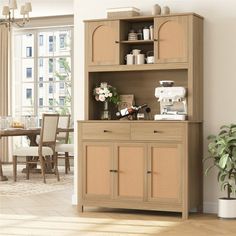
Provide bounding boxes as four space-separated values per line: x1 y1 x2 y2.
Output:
0 0 73 17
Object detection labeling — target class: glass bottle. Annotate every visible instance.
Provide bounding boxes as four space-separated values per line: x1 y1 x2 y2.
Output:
116 104 147 119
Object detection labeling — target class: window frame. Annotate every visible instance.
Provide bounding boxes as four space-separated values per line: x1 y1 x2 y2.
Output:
12 26 74 118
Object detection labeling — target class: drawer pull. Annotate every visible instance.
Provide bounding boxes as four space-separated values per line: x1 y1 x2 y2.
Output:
103 130 111 133
153 130 161 133
110 170 118 173
147 171 152 174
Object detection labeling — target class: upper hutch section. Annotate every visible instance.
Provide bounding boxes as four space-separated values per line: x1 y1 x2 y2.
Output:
84 13 203 69
84 13 203 122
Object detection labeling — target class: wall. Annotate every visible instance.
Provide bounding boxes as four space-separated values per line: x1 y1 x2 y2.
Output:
74 0 236 213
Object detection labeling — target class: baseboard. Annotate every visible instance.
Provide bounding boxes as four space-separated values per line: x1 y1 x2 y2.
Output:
203 202 218 213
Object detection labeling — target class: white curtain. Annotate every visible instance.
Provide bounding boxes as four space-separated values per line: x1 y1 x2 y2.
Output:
0 25 9 162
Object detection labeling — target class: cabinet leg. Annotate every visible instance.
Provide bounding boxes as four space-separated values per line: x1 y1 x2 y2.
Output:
182 210 188 220
78 205 84 212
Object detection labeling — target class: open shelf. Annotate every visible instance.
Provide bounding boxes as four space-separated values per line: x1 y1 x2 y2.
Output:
88 69 188 120
88 63 189 72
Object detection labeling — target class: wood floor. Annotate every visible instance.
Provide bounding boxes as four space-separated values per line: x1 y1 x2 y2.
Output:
1 184 236 235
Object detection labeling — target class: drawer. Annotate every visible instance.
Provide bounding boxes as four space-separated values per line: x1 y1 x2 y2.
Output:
81 123 130 140
131 123 185 141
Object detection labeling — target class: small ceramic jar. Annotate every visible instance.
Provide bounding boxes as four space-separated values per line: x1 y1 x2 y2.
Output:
152 4 161 15
162 6 170 15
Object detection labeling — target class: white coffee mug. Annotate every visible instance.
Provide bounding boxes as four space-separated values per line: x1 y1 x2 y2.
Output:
135 54 145 65
131 49 141 55
125 54 134 65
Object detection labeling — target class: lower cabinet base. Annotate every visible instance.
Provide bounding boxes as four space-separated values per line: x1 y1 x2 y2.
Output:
78 201 190 219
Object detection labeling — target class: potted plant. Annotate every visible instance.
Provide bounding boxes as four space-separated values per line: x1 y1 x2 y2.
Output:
205 124 236 218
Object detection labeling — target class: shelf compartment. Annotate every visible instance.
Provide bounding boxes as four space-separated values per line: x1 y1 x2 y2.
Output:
87 69 188 120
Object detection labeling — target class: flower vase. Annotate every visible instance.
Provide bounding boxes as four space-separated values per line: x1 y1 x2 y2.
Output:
100 101 111 120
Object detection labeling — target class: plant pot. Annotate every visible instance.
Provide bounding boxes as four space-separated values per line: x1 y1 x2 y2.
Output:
218 198 236 218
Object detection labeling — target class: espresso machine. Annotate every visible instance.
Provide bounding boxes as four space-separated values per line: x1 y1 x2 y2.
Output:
154 85 187 120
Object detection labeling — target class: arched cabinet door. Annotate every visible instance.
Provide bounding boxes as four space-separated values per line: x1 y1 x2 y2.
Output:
86 20 119 65
154 16 188 63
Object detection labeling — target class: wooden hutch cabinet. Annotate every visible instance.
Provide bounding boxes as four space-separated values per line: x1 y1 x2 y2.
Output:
78 13 203 219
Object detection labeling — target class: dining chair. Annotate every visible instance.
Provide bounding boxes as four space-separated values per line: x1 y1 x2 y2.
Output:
13 114 60 183
55 115 74 174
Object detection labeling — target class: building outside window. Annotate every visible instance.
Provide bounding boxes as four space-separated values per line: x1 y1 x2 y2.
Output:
26 47 32 57
13 27 72 120
49 58 53 73
59 82 64 89
59 34 66 49
39 98 43 107
26 88 32 99
39 77 43 87
39 58 43 67
39 35 44 46
49 83 54 94
26 68 32 78
49 35 56 52
59 96 65 106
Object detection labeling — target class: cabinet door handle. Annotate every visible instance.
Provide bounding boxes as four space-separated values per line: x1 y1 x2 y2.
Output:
115 40 119 43
153 130 161 133
103 130 111 133
147 171 152 174
109 170 118 173
154 39 158 41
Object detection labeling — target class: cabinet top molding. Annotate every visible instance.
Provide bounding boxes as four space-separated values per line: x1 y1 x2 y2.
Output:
84 12 204 23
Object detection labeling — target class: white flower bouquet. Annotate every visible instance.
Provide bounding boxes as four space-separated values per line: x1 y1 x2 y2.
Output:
94 82 120 105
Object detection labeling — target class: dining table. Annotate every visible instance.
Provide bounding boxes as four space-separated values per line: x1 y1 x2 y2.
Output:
0 127 74 181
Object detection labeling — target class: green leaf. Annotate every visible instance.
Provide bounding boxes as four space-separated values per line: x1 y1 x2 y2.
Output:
204 165 215 176
221 181 230 191
220 125 230 130
230 124 236 129
219 154 229 169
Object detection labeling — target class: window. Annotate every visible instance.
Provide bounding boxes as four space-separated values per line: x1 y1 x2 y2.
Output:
26 47 32 57
26 88 32 99
59 96 65 106
39 58 43 67
49 58 53 73
59 58 65 73
59 82 64 89
49 78 54 94
49 35 56 52
26 68 32 78
59 34 66 49
39 98 43 106
39 77 43 87
13 27 72 119
49 98 54 105
39 35 44 46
